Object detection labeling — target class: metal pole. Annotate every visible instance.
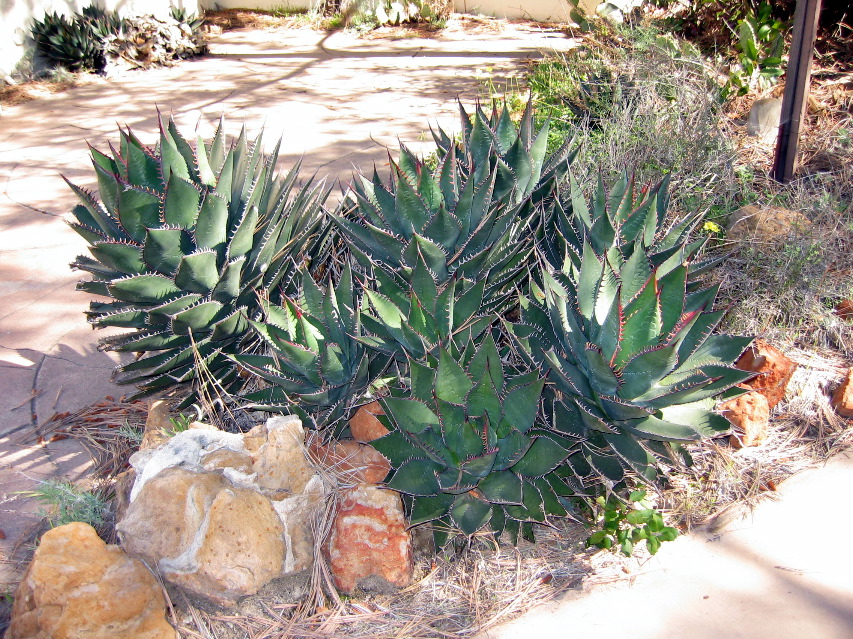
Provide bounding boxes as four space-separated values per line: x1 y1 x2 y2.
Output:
771 0 823 183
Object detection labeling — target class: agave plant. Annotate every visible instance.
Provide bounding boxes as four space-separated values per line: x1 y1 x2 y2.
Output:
333 101 575 314
31 11 106 72
357 253 494 361
235 265 390 429
370 336 576 547
69 118 332 407
510 174 753 489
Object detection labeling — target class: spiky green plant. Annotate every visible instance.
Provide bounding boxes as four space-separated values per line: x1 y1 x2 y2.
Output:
358 253 494 361
510 174 753 490
69 118 332 407
370 336 576 547
31 11 106 72
333 101 575 314
235 265 390 428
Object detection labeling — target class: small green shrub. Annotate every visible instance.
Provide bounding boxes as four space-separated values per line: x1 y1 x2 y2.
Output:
23 480 108 529
588 490 679 556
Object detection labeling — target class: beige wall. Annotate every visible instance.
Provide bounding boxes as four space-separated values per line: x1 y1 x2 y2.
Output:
1 0 201 79
452 0 598 22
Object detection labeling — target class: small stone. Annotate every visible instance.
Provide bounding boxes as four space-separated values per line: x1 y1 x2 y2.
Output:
834 299 853 322
726 205 811 242
721 391 770 448
140 399 173 450
113 468 137 523
6 522 175 639
746 97 782 145
735 339 798 409
323 485 412 595
349 401 389 443
831 369 853 418
253 415 315 494
309 439 391 484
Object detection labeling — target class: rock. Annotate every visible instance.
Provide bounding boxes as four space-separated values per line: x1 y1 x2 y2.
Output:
720 391 770 448
118 467 285 607
349 401 389 443
726 205 811 242
113 468 137 523
141 399 173 450
309 439 391 484
834 299 853 322
746 97 782 144
735 339 798 409
270 475 326 573
6 522 175 639
253 415 315 494
201 448 254 475
323 485 412 595
831 369 853 418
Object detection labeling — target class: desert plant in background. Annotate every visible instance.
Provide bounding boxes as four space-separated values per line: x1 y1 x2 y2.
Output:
68 118 332 410
724 2 788 98
30 8 123 72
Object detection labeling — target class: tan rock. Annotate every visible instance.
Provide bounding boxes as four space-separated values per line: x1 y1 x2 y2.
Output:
726 205 810 242
202 448 254 474
6 522 175 639
118 467 285 607
309 439 391 484
831 369 853 418
141 399 173 450
270 475 326 573
735 339 798 409
349 401 389 443
834 299 853 322
721 391 770 448
113 468 137 523
323 485 412 594
253 415 314 494
242 422 268 454
164 485 285 607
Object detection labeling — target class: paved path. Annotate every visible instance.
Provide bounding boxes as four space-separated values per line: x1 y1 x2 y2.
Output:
0 19 574 589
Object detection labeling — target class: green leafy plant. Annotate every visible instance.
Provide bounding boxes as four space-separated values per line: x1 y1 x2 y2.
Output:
725 2 788 97
30 10 120 72
510 173 754 492
68 118 332 408
236 265 391 428
22 480 108 529
587 489 678 555
170 6 205 34
370 336 576 547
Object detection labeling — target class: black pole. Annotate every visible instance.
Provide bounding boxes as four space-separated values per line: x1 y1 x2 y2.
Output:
771 0 823 183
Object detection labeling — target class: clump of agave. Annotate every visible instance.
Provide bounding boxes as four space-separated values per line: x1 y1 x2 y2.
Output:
510 173 753 491
69 118 331 407
370 337 575 547
235 265 390 429
334 101 575 314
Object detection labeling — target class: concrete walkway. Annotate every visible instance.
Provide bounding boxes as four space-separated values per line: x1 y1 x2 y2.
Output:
0 18 574 589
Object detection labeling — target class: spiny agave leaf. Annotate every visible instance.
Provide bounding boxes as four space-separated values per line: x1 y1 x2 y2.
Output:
493 106 517 154
333 215 405 267
112 329 190 352
618 346 679 400
142 227 192 275
451 279 485 327
501 378 545 434
493 428 533 471
227 204 259 260
108 274 181 303
478 470 523 504
89 241 144 275
438 403 483 460
386 458 442 495
584 346 619 396
383 397 441 434
409 493 455 526
511 434 570 477
159 126 191 184
146 293 203 320
450 492 492 536
211 256 246 303
170 300 226 335
467 334 504 392
602 432 657 483
619 414 703 442
503 135 533 196
369 430 421 467
167 119 200 183
423 205 463 252
533 476 568 516
195 191 229 253
467 375 502 425
70 220 108 244
117 185 161 244
460 449 498 478
125 141 162 191
163 173 201 229
678 334 753 372
617 278 662 366
436 348 473 404
394 172 432 240
210 307 248 341
91 307 147 329
467 108 494 168
504 480 546 522
659 400 732 437
174 250 219 294
586 448 624 482
598 395 652 421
